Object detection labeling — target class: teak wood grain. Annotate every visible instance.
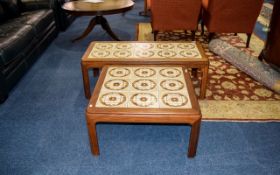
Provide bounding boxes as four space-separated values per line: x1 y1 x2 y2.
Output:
86 65 202 157
81 41 209 99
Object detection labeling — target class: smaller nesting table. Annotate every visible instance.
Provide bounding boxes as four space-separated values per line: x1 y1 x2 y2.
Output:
86 65 201 157
81 41 208 99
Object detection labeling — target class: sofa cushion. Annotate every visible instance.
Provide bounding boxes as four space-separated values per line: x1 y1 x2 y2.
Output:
0 22 36 66
22 9 54 36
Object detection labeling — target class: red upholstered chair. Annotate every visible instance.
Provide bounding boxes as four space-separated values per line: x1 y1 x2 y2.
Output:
150 0 202 41
201 0 264 47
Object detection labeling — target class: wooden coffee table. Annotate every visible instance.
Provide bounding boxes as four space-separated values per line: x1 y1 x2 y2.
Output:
62 0 134 41
86 65 201 157
81 41 209 98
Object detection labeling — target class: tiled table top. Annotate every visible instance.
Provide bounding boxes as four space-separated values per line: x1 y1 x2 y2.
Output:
95 66 192 109
86 42 203 60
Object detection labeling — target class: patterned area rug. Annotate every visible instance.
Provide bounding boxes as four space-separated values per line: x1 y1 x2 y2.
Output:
137 23 280 121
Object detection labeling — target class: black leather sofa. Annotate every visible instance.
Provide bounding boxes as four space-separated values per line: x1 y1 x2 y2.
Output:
0 0 73 103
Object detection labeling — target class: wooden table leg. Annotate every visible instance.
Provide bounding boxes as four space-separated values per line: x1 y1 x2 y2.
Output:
99 16 120 41
93 68 99 77
188 119 201 157
72 17 97 42
81 63 91 99
87 121 100 156
139 0 150 16
200 66 209 99
191 68 198 78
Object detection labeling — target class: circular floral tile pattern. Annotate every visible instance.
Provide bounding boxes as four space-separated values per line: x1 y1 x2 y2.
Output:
131 93 157 107
156 43 175 49
158 50 177 58
160 79 184 91
135 43 154 49
132 79 156 91
113 50 132 58
109 68 130 77
134 68 156 78
100 92 126 107
95 43 113 49
135 50 155 58
159 68 181 78
116 43 133 49
177 43 196 49
162 93 188 107
104 79 129 90
90 50 110 58
179 50 199 57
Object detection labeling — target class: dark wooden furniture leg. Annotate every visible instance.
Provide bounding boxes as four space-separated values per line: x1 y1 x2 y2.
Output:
87 121 100 155
201 21 204 35
208 32 214 42
99 16 121 41
93 68 99 77
72 15 120 42
153 31 158 41
188 119 201 157
246 33 251 48
81 62 91 99
139 0 150 16
72 17 97 42
191 30 196 41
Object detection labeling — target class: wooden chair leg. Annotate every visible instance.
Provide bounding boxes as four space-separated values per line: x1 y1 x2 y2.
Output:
208 32 214 42
201 21 205 35
246 33 251 48
191 30 196 41
154 31 158 41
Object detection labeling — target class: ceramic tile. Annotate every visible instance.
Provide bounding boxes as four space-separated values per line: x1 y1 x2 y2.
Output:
88 42 202 60
130 79 159 91
105 67 132 80
96 66 192 109
158 79 187 92
159 90 192 109
131 67 158 79
96 91 128 108
127 91 159 108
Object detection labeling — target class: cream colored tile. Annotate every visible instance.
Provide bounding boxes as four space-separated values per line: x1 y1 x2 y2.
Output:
102 79 130 92
105 67 133 80
127 91 159 108
157 67 185 80
131 67 158 79
96 91 127 108
159 90 192 109
130 79 159 92
158 79 187 92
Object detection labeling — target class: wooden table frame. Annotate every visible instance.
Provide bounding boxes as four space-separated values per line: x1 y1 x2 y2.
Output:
81 41 209 99
62 0 134 42
86 65 202 157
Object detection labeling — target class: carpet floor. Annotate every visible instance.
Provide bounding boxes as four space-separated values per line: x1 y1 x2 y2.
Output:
137 23 280 121
0 0 280 174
